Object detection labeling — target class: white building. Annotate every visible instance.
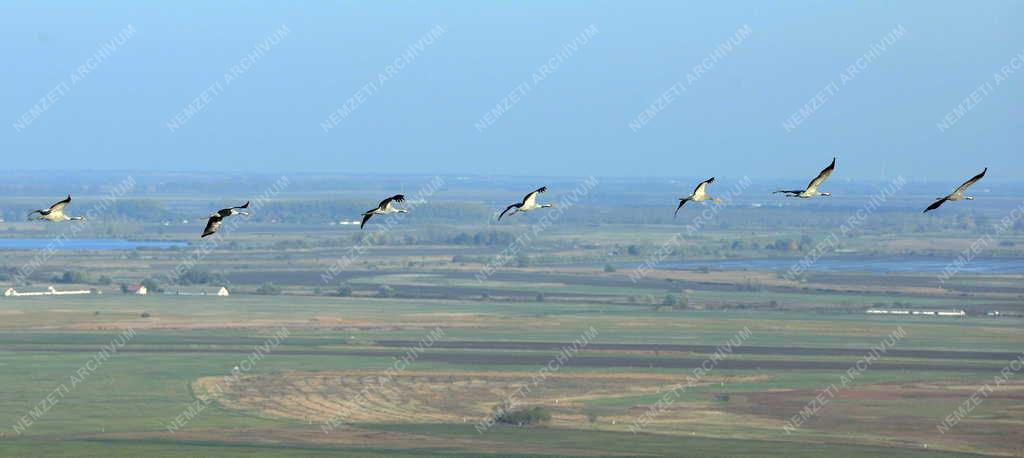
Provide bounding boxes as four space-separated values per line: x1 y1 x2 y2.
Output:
164 286 229 297
866 309 965 318
3 286 93 297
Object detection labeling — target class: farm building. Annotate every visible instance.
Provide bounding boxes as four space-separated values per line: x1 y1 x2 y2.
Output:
3 286 93 297
164 287 229 297
125 285 148 295
866 309 965 318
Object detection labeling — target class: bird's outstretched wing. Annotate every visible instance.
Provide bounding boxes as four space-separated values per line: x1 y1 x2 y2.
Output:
692 177 714 200
360 213 374 229
202 215 223 238
376 194 405 211
233 201 250 210
674 199 689 217
522 187 547 207
498 204 520 221
951 168 987 197
773 190 803 196
805 157 836 194
923 198 948 213
49 195 72 213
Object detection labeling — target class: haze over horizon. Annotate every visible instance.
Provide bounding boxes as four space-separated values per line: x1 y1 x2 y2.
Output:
2 1 1021 180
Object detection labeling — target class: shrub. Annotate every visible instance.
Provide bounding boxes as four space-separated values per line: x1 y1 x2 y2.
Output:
338 285 353 297
494 406 551 426
140 278 163 293
55 270 89 284
377 285 396 298
255 283 283 295
176 269 225 285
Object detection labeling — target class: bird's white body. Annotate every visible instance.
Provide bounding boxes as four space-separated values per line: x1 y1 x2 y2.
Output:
37 213 82 222
220 209 250 217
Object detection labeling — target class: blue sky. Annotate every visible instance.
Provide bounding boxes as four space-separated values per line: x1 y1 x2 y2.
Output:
1 1 1021 180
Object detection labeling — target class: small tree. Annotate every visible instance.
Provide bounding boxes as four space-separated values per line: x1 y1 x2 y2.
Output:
603 263 616 273
140 278 163 293
515 254 531 268
338 285 353 297
494 406 551 426
255 282 283 295
674 294 690 310
55 270 89 284
377 285 396 298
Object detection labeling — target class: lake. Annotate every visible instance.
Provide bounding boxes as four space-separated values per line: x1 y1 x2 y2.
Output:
0 238 188 251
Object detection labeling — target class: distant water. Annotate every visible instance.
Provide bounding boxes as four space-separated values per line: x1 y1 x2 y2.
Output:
640 257 1024 274
0 238 187 251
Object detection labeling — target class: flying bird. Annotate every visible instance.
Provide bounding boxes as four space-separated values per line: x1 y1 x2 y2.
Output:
498 187 552 220
28 195 84 222
361 194 407 229
924 168 987 213
202 201 250 238
774 157 836 198
675 177 722 217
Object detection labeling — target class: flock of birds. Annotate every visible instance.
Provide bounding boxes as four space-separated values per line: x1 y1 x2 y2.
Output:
26 158 988 237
